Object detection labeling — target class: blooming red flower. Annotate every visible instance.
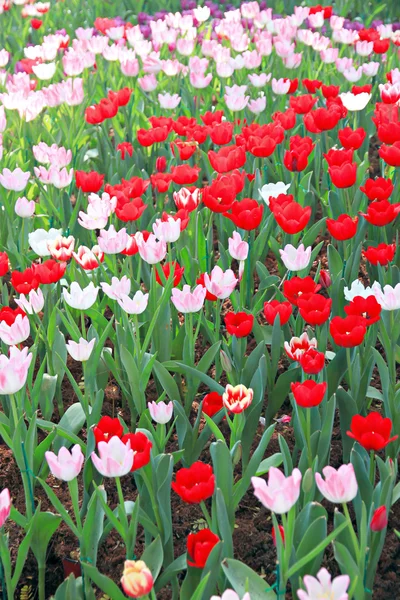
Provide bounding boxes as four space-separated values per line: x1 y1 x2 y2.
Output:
363 243 396 266
360 200 400 226
150 173 172 193
358 28 380 42
326 214 358 240
172 462 215 504
202 392 224 418
324 148 354 167
274 201 311 233
309 4 332 17
263 300 292 326
201 110 224 127
347 412 398 452
321 84 340 99
117 142 133 159
170 165 201 185
291 380 327 408
379 141 400 166
283 276 321 306
201 170 245 213
299 348 325 374
377 122 400 145
289 94 317 115
35 259 67 284
209 122 234 146
98 97 119 120
171 140 197 161
121 432 152 471
208 145 246 173
298 293 332 326
328 162 357 188
272 109 296 130
155 262 184 287
289 135 314 155
338 127 366 150
85 105 104 125
108 87 131 107
283 149 309 172
115 197 147 222
373 39 390 54
93 416 123 445
0 252 9 277
156 156 167 173
225 312 254 337
224 198 263 230
304 106 342 133
246 134 276 158
0 307 26 326
187 529 220 568
137 127 169 147
330 315 367 347
284 78 298 94
302 79 322 93
352 84 372 95
196 274 217 301
75 170 104 193
31 18 43 29
11 266 40 295
370 506 388 532
344 296 381 326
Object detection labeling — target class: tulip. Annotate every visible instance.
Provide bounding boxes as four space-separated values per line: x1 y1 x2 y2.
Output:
371 282 400 311
279 244 311 271
330 315 367 347
223 384 253 414
158 92 181 109
100 276 131 301
264 300 292 326
121 560 154 598
63 282 99 310
363 243 396 267
0 489 11 528
252 467 302 514
136 232 166 265
171 285 206 313
48 235 75 261
93 416 123 445
344 280 375 301
66 338 96 362
291 380 327 408
91 436 134 477
204 266 237 300
153 216 181 243
0 314 30 345
284 332 317 361
148 401 173 424
15 196 35 218
45 445 84 481
15 289 44 315
347 412 397 452
97 225 129 254
0 346 33 395
370 506 388 532
29 228 62 257
315 464 358 503
0 167 30 192
0 253 8 277
297 568 350 600
202 392 224 418
187 529 220 568
117 291 149 315
172 462 215 504
173 188 200 212
259 181 291 206
225 312 254 337
344 296 381 326
121 432 152 472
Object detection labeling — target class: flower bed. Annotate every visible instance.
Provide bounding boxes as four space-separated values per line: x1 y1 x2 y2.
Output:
0 0 399 599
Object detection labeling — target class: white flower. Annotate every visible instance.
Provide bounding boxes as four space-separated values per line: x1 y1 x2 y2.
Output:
29 228 62 257
344 280 374 301
259 181 291 206
339 92 371 111
31 62 56 81
63 282 99 310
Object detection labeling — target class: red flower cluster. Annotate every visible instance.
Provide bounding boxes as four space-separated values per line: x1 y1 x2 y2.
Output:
85 87 132 125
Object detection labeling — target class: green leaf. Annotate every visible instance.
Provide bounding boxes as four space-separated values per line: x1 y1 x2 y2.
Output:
142 536 164 580
152 360 181 403
83 563 127 600
256 453 283 476
30 511 62 567
222 558 276 600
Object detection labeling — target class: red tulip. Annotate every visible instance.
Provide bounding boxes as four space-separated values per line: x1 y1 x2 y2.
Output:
274 201 311 233
363 243 396 266
321 84 340 99
224 312 254 337
202 392 224 418
324 148 354 167
373 38 390 54
328 162 357 188
283 276 321 306
298 293 332 326
360 177 393 201
201 110 224 127
344 296 381 326
93 416 123 445
283 149 309 172
187 529 220 568
271 524 285 546
75 170 104 193
31 18 43 29
171 140 197 161
347 412 398 452
0 307 26 326
0 252 9 277
352 84 372 95
299 348 325 374
35 259 67 284
170 165 201 185
360 200 400 226
302 79 322 93
117 142 133 159
289 94 317 115
338 127 366 150
224 198 263 230
209 122 234 145
326 214 358 240
172 462 215 504
379 141 400 166
330 315 367 347
272 109 296 130
115 197 147 222
150 173 172 193
208 145 246 173
263 300 292 326
121 432 152 471
291 380 327 408
318 269 332 289
156 156 167 173
155 262 184 287
137 126 169 147
370 506 388 532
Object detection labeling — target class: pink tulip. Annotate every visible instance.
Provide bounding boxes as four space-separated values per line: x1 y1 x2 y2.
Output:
121 59 139 77
252 467 302 514
158 93 181 109
0 167 30 192
153 217 181 243
34 166 74 189
91 436 134 477
204 266 238 300
97 225 129 254
315 464 358 504
48 235 75 261
45 445 84 481
138 74 158 92
248 96 266 114
248 73 271 87
101 276 131 301
0 314 30 345
228 232 249 262
308 11 324 27
0 50 9 68
63 282 99 310
272 78 290 95
225 93 249 112
297 568 350 600
15 196 35 218
15 289 44 315
320 48 339 64
148 401 174 424
66 338 96 361
78 192 116 231
136 232 167 264
33 142 72 168
117 291 149 315
0 489 11 528
0 346 33 395
171 284 206 313
279 244 311 271
190 71 212 89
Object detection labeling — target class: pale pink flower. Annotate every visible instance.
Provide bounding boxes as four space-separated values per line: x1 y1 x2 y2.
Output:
121 59 139 77
0 489 11 528
34 166 73 189
190 71 212 89
0 168 30 192
45 445 84 481
280 244 311 271
320 48 339 64
0 315 30 346
33 142 72 168
136 232 167 264
335 57 353 73
117 291 149 315
15 196 35 218
171 284 206 313
252 467 302 514
211 591 250 600
228 231 249 261
297 569 350 600
32 62 56 80
101 276 131 301
177 38 195 56
204 266 237 299
63 282 99 310
138 74 158 92
193 6 210 22
362 62 379 77
342 66 363 83
330 15 344 30
225 93 249 111
15 289 44 315
248 96 266 114
0 346 33 395
308 11 324 27
0 49 9 68
283 53 303 69
272 77 291 95
97 225 129 254
158 93 181 109
371 282 400 311
148 401 174 424
356 40 373 57
66 337 96 361
248 72 271 87
153 217 181 243
315 464 358 504
91 436 135 477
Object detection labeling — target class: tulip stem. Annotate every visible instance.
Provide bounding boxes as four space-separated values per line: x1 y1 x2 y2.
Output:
369 451 375 486
80 312 86 339
200 501 212 529
346 348 353 394
342 502 360 562
306 409 313 468
115 477 128 533
68 478 82 532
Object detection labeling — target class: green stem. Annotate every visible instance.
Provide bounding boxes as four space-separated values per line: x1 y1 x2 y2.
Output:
140 470 163 534
200 501 212 529
369 451 375 487
115 476 128 532
80 312 86 339
38 565 45 600
21 441 35 519
346 347 353 394
342 502 360 562
306 408 313 468
68 478 82 532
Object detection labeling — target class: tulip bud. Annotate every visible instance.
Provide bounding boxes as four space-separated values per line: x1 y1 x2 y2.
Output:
302 467 314 494
319 269 332 288
156 156 167 173
370 506 388 532
271 524 285 547
220 349 233 373
15 197 35 218
232 441 242 466
121 560 154 598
